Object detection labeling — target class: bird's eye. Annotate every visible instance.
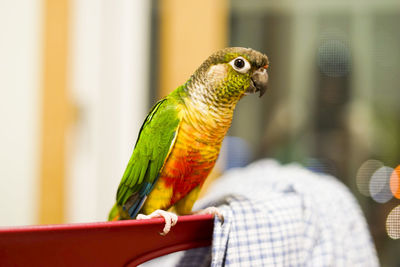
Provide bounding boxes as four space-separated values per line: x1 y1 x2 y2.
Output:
234 58 245 68
229 56 251 73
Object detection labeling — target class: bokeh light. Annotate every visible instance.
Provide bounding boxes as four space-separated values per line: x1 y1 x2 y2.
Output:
223 136 252 170
386 205 400 240
389 165 400 199
356 159 384 197
369 166 393 203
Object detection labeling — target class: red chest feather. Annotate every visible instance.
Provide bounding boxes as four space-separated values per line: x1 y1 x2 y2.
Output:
159 144 218 205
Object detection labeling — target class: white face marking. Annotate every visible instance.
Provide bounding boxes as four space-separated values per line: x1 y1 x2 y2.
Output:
229 56 251 74
206 64 228 80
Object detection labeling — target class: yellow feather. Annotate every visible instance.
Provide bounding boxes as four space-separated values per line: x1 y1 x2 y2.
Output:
141 180 173 214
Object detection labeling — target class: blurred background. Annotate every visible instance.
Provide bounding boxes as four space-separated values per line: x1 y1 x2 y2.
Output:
0 0 399 265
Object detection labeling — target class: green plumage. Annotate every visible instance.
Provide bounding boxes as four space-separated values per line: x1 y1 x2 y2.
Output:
112 89 184 219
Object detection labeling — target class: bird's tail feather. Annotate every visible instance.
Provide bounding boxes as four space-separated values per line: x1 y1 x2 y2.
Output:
108 203 121 221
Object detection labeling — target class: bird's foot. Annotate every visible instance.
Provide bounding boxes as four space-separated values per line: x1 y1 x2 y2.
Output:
194 206 224 223
136 210 178 236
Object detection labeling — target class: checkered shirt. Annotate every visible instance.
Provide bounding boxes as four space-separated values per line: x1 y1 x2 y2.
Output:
176 159 379 267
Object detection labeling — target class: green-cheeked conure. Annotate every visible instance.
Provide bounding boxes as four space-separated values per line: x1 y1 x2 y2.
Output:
109 47 269 235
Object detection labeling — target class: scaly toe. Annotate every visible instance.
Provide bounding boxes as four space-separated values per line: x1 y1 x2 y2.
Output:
156 210 178 236
136 214 150 220
196 206 224 223
136 210 178 236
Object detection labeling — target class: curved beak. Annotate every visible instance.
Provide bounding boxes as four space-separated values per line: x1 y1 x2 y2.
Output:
246 67 269 97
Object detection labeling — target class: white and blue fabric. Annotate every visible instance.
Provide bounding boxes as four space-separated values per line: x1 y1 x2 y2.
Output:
144 159 379 267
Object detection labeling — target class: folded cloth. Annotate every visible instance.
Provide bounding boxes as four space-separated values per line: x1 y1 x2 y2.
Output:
177 159 379 267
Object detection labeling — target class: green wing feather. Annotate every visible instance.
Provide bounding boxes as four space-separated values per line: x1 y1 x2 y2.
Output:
112 96 181 219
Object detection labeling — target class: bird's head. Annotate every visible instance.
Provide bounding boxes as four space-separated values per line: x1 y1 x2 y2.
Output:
187 47 269 105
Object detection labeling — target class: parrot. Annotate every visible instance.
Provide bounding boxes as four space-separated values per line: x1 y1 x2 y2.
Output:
108 47 269 235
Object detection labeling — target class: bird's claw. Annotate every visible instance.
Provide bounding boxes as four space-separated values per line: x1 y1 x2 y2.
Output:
195 206 224 224
137 210 178 236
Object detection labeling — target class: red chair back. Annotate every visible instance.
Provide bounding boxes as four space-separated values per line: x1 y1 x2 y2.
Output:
0 214 213 267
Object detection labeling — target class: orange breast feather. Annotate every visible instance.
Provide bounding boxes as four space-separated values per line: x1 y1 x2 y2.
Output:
141 118 221 213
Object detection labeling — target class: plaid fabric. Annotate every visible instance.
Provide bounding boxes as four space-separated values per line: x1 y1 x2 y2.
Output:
178 159 379 267
144 159 379 267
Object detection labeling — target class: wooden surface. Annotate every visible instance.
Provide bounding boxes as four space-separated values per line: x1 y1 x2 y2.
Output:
38 0 72 224
158 0 229 97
